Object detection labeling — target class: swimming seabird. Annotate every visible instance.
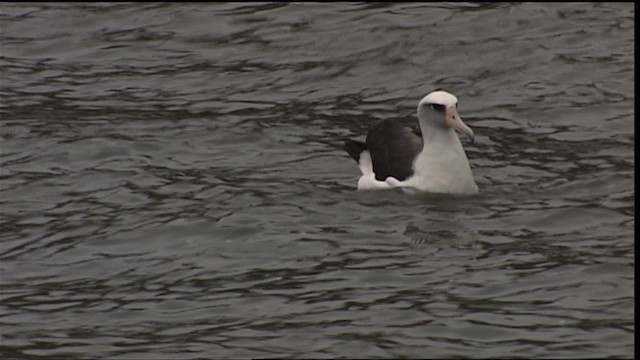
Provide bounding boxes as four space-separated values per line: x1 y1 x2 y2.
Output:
344 90 478 194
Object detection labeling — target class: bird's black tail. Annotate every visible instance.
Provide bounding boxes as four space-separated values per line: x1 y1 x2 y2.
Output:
344 139 367 163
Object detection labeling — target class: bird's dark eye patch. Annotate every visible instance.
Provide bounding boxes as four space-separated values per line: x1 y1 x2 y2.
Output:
430 104 446 112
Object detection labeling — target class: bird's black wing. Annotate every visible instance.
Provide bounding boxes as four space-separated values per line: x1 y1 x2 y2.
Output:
344 139 367 163
366 119 423 181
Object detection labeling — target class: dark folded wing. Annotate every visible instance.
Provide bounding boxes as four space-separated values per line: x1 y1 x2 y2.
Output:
344 139 367 163
366 119 424 182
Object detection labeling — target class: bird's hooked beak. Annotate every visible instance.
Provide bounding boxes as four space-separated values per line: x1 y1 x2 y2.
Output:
445 105 474 144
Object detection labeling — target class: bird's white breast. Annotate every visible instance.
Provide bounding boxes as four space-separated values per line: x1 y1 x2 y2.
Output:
408 131 478 194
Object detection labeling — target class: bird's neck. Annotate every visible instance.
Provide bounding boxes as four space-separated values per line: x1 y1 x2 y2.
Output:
414 116 477 194
418 117 464 153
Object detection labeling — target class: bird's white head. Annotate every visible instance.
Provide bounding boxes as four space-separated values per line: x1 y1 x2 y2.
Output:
417 90 474 143
419 90 459 109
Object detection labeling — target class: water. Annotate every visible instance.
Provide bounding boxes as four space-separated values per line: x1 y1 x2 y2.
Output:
0 2 634 359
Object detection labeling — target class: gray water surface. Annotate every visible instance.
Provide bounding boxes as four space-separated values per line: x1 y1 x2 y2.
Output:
0 2 634 359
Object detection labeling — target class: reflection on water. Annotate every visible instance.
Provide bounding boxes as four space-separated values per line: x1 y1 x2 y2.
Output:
0 2 634 359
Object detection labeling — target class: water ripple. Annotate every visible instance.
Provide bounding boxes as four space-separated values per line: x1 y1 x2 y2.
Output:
0 2 634 359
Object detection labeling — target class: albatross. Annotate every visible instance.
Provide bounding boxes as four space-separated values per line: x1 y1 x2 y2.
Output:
344 90 478 194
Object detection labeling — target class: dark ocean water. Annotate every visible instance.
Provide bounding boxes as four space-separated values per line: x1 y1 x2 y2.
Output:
0 2 634 359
